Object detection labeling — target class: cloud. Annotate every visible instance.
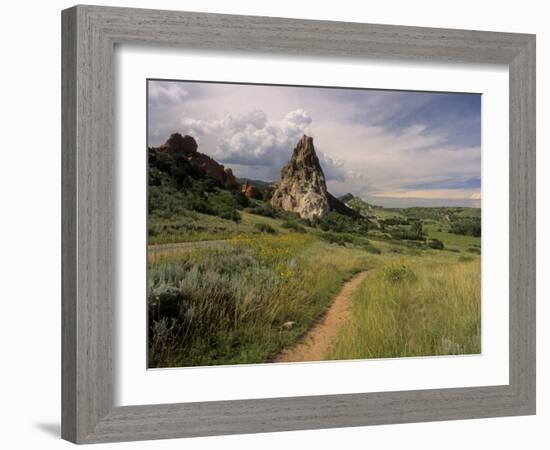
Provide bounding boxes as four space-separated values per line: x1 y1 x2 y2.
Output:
183 109 268 135
318 152 346 182
179 108 345 182
147 80 481 207
148 81 189 107
182 109 309 165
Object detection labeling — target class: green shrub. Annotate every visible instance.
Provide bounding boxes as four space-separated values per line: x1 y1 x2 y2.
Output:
428 238 445 250
380 217 409 226
391 230 427 241
245 203 279 218
232 191 250 208
391 220 426 241
218 209 241 222
318 211 369 234
411 220 424 237
449 217 481 237
363 244 381 254
320 232 355 246
254 223 276 234
281 220 306 233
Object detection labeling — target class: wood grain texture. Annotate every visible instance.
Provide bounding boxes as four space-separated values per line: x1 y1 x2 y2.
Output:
61 7 77 443
61 4 536 444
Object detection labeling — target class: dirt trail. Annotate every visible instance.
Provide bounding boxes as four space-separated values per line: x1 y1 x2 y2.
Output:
274 270 370 363
148 239 228 262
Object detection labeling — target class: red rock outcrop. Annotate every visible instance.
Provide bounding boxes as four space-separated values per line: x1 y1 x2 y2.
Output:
241 180 259 199
159 133 236 188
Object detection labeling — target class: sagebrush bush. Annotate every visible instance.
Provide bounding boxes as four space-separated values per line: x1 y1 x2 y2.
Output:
147 235 370 367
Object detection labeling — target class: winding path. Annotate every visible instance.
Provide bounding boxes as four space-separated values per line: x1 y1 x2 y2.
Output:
274 270 370 363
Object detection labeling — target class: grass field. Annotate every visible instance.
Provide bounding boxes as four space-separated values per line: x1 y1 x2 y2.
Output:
148 211 316 244
147 219 481 366
328 253 481 360
148 233 371 367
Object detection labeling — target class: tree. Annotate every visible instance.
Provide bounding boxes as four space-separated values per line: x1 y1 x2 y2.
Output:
411 220 424 238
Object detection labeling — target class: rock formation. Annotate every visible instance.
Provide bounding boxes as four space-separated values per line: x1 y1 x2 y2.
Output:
241 180 259 199
338 193 372 218
271 135 330 220
160 133 198 154
159 133 236 188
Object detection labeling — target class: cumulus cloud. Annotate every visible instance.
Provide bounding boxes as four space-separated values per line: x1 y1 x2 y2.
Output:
182 108 310 165
148 80 481 206
148 82 189 107
318 152 346 182
180 108 349 182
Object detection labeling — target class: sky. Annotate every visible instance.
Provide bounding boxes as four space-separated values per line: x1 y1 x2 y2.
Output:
147 80 481 208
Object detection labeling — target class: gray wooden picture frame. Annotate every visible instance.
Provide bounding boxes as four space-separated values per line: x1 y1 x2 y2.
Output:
61 4 536 444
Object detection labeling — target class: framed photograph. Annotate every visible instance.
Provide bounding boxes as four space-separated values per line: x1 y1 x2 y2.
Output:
62 5 536 444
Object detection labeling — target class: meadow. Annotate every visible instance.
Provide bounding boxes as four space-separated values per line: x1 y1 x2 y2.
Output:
148 233 371 367
328 254 481 360
147 219 481 367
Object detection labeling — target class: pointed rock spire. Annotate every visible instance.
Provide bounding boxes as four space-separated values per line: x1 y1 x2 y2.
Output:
270 135 330 219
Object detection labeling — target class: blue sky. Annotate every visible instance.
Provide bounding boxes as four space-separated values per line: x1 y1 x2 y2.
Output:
148 80 481 207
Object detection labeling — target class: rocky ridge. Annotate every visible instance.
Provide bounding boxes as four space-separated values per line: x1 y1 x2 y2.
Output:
159 133 236 188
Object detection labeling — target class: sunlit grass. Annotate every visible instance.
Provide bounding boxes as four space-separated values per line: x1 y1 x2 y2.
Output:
147 204 482 367
328 254 481 360
148 211 314 245
148 233 372 367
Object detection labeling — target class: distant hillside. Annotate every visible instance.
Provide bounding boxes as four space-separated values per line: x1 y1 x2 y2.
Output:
400 207 481 221
235 177 274 188
338 193 374 218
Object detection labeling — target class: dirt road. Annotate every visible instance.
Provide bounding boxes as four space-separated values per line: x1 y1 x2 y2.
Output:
274 270 370 363
147 239 228 261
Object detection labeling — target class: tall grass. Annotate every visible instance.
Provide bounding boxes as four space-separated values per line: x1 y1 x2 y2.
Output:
328 255 481 359
148 233 371 367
